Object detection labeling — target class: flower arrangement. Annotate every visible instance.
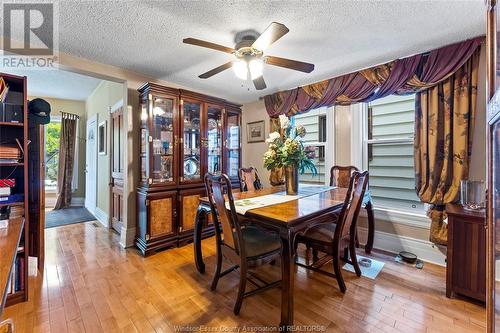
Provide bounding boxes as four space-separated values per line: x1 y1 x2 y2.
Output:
263 115 317 176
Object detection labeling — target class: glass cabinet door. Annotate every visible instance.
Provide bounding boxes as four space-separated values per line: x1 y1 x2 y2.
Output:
150 95 175 184
182 100 202 181
225 112 240 179
207 105 223 175
140 101 148 183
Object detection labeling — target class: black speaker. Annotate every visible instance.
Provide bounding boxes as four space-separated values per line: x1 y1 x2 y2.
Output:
1 103 23 123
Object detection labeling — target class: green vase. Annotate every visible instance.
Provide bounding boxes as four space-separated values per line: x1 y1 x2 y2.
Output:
285 165 298 195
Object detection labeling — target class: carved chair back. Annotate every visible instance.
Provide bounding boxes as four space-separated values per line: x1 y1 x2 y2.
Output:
239 167 263 192
330 165 359 188
204 173 242 252
335 171 369 242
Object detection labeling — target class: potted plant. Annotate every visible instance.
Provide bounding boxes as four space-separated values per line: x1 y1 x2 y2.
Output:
263 115 317 195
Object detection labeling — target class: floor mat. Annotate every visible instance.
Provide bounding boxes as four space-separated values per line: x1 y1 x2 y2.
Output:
343 255 385 279
45 207 96 228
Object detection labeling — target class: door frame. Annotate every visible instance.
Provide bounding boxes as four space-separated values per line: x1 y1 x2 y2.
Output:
85 114 98 213
109 99 124 234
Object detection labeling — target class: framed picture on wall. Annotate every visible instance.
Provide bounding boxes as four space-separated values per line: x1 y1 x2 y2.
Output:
98 120 107 155
246 120 265 143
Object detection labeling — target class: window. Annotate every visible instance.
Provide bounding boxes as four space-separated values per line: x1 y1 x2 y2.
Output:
365 95 424 213
45 120 61 191
292 107 332 185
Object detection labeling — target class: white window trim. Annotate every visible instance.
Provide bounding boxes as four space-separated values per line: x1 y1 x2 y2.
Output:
350 103 431 227
295 107 335 186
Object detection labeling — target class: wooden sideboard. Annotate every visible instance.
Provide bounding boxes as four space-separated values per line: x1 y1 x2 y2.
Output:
446 203 486 302
136 83 242 255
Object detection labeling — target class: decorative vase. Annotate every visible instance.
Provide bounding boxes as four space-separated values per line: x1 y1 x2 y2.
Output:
285 165 299 195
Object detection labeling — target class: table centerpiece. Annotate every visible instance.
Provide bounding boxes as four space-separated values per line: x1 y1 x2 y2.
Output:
263 115 317 195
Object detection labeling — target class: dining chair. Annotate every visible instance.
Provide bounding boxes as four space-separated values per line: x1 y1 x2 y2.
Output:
330 165 359 187
295 171 369 293
204 173 281 315
239 167 263 192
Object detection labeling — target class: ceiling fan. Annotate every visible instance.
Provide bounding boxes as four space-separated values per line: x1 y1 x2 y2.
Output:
183 22 315 90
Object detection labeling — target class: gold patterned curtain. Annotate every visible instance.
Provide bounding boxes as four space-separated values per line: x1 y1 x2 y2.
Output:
269 118 285 185
414 49 479 245
54 113 79 210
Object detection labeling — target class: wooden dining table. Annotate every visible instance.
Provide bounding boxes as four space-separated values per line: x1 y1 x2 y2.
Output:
193 186 352 330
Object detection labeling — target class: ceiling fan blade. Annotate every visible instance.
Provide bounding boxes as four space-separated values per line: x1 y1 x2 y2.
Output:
183 38 235 54
253 76 267 90
199 62 233 79
265 56 315 73
252 22 289 51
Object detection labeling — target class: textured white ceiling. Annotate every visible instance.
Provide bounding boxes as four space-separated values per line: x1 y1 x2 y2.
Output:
54 1 485 103
4 68 102 101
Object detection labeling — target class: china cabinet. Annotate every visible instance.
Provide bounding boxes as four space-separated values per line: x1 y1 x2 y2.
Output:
136 83 242 255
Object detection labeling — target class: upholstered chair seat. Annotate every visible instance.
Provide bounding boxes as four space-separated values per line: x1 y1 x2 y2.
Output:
240 226 281 259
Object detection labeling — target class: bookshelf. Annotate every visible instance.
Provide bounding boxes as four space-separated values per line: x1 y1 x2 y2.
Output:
0 72 29 307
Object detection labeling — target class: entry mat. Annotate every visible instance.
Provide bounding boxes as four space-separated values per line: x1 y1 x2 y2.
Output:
45 207 96 228
343 255 385 279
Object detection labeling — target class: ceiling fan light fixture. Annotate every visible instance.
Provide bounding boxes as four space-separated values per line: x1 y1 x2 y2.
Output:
232 59 248 80
249 58 263 80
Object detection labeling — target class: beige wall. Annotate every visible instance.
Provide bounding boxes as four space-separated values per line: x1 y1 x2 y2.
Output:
85 81 124 218
241 100 272 187
29 96 87 199
334 105 352 166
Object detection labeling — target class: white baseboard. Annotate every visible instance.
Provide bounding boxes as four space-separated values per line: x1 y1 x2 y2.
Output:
94 207 109 228
70 197 85 206
120 226 136 248
357 227 447 267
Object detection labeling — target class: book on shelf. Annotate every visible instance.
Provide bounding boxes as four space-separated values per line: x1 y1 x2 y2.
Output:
0 77 9 103
0 193 24 204
6 255 25 295
0 187 10 196
8 205 24 218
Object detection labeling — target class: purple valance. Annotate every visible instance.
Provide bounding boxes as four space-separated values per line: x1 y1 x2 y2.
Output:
264 36 483 117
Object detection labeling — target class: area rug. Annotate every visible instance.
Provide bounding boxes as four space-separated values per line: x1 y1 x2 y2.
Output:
343 255 385 279
45 207 95 228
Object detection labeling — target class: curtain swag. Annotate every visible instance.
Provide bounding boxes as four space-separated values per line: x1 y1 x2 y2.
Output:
264 36 482 117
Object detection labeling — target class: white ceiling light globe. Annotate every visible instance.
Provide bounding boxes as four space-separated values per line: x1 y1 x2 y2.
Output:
249 58 264 79
232 60 248 80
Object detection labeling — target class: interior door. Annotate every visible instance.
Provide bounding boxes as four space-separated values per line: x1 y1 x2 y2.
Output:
85 115 98 213
110 107 124 234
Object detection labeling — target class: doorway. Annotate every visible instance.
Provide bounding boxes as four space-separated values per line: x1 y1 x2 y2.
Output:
110 103 124 234
85 114 98 213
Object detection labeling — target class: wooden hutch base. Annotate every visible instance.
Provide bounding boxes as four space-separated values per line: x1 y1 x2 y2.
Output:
136 83 241 256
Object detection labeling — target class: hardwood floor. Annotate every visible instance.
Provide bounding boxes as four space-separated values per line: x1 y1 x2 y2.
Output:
1 221 485 333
